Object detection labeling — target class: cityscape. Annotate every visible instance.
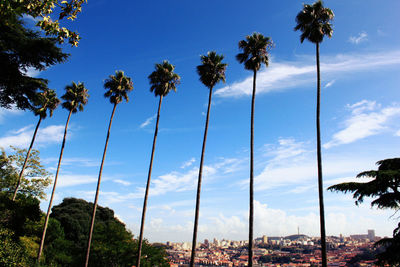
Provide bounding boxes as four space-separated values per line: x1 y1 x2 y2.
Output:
165 230 379 266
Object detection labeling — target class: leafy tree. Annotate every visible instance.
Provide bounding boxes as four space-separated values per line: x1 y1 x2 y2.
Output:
236 32 273 267
328 158 400 266
0 147 51 200
85 71 133 267
190 51 227 267
0 192 41 238
137 60 180 267
38 81 89 262
1 0 86 46
295 2 334 266
1 0 86 110
12 88 59 201
51 198 169 267
0 228 29 267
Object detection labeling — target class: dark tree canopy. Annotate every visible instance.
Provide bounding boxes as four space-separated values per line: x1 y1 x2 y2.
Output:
61 81 89 113
328 158 400 210
236 32 273 72
51 198 169 267
328 158 400 266
104 70 134 105
197 51 227 90
294 0 334 44
148 60 180 97
0 15 67 110
1 0 86 46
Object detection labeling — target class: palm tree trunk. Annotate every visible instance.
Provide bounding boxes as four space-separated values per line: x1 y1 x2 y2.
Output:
316 42 327 267
137 95 163 267
12 116 42 201
248 70 257 267
37 110 72 262
190 86 214 267
85 103 118 267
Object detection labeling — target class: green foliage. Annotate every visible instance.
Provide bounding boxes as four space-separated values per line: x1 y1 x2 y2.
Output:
236 32 273 72
148 61 180 97
328 158 400 266
104 70 134 105
0 228 29 267
0 147 51 200
50 198 170 267
0 0 86 46
0 13 67 110
294 0 334 44
197 51 227 90
33 88 60 118
328 158 400 210
0 192 41 238
61 81 89 113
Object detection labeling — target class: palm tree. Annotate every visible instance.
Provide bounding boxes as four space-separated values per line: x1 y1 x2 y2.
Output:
12 88 60 201
137 60 180 267
37 82 89 262
85 71 133 267
236 32 273 267
295 2 334 266
190 51 227 267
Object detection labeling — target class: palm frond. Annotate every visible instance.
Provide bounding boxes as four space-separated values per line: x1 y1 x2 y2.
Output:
148 61 180 97
104 70 134 104
236 33 272 71
197 51 227 89
294 0 334 44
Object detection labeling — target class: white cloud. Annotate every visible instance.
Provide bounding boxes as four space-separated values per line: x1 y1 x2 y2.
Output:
180 157 195 169
57 174 98 187
324 100 400 148
395 129 400 136
324 80 335 88
0 124 64 150
140 114 156 128
349 32 368 44
114 179 132 186
215 50 400 98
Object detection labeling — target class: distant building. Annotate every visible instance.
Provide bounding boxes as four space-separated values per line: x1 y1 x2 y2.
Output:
262 235 268 244
368 229 375 241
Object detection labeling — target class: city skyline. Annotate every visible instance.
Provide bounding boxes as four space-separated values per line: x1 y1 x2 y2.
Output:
1 0 400 243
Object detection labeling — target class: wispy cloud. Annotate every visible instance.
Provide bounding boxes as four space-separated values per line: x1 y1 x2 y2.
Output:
349 31 368 44
215 50 400 98
324 100 400 148
324 80 335 88
114 179 132 186
57 174 98 188
140 114 156 128
0 124 64 150
180 157 195 169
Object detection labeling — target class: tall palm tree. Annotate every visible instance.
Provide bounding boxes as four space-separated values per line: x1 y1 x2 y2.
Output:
12 88 60 201
37 82 89 262
137 60 180 267
190 51 227 267
85 71 133 267
236 32 273 267
295 2 334 267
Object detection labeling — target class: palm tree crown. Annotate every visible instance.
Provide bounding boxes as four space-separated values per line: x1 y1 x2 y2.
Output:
104 70 134 104
148 60 180 97
236 33 273 72
33 88 60 118
61 82 89 113
294 0 334 44
197 51 227 89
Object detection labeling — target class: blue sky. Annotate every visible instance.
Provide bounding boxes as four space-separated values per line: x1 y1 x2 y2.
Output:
1 0 400 242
